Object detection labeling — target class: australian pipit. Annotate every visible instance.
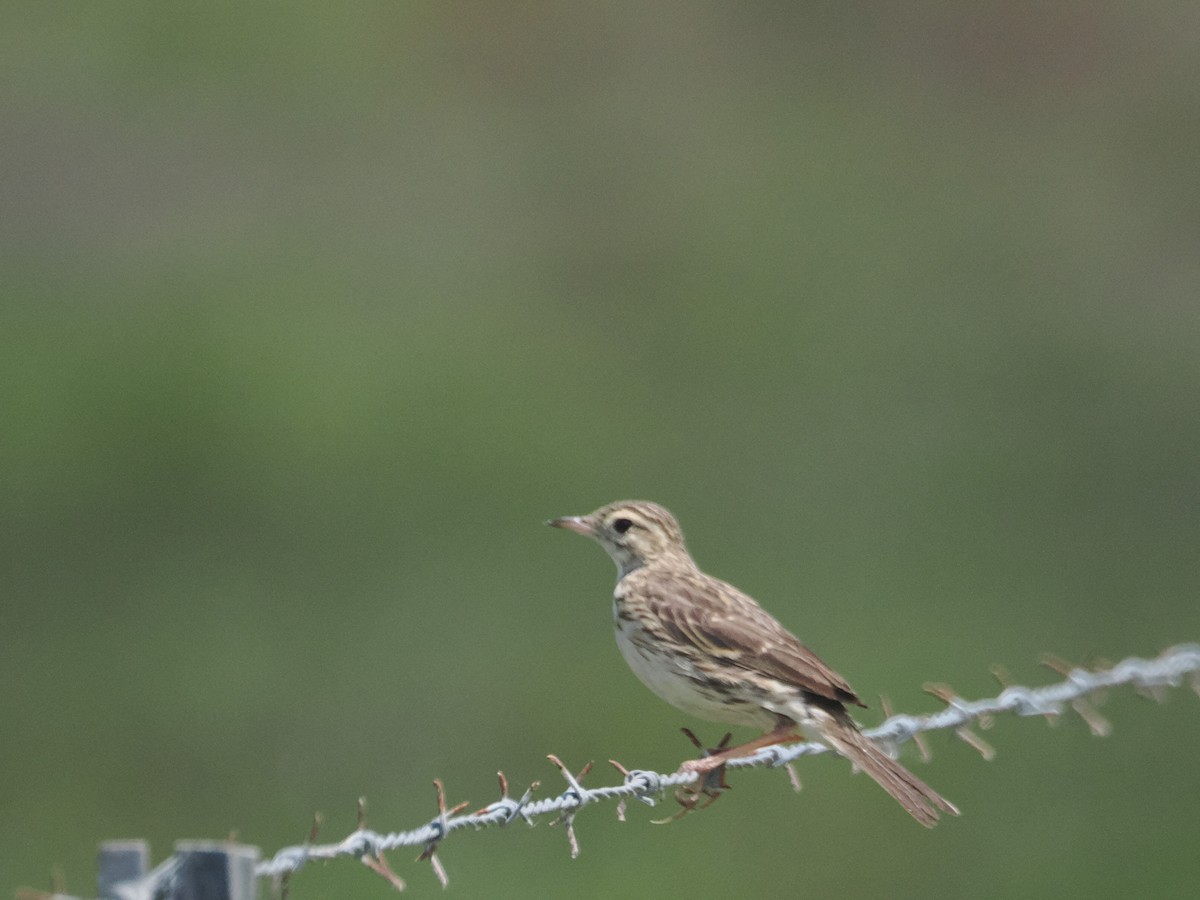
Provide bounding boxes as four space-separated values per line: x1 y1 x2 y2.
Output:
548 500 957 827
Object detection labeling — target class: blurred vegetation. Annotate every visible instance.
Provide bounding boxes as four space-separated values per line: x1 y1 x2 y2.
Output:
2 2 1198 897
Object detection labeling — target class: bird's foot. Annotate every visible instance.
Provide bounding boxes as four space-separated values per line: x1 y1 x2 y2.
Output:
654 729 734 823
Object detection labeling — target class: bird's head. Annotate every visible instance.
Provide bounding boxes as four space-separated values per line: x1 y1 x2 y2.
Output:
547 500 691 577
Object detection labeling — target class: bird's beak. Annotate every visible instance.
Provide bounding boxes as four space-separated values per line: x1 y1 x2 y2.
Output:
546 515 595 536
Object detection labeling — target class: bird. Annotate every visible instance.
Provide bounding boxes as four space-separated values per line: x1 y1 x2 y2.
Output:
547 500 957 827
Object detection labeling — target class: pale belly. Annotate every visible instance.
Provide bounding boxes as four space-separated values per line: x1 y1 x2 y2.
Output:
613 613 781 730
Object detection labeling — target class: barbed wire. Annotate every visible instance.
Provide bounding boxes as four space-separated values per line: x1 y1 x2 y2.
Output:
33 644 1200 899
253 643 1200 892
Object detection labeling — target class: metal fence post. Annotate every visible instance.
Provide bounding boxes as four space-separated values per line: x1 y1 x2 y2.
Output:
97 839 150 898
172 841 260 900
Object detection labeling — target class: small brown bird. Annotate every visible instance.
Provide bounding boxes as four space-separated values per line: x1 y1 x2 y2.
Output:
548 500 957 827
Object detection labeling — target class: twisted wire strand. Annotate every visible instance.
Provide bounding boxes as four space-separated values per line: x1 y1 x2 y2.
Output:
251 643 1200 886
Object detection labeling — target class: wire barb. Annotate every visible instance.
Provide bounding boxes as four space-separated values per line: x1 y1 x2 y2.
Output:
1040 655 1112 736
546 755 594 858
471 771 540 826
923 682 997 759
414 779 468 889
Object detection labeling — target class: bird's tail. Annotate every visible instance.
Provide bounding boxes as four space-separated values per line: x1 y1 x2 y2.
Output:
821 713 958 828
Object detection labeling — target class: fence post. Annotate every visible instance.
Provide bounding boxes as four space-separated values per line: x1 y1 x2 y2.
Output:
172 841 260 900
97 839 149 898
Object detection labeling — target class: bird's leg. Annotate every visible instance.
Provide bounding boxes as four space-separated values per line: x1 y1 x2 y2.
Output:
666 723 805 819
677 727 734 783
678 719 805 776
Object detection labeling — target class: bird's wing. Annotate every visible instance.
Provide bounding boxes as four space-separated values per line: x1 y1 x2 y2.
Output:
635 569 865 708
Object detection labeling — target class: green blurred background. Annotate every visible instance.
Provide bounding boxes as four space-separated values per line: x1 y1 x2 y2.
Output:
3 2 1199 897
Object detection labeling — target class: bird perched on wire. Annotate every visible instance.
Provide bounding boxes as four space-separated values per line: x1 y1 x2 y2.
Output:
548 500 957 827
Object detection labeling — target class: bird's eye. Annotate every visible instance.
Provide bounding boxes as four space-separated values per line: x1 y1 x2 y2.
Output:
612 517 634 534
